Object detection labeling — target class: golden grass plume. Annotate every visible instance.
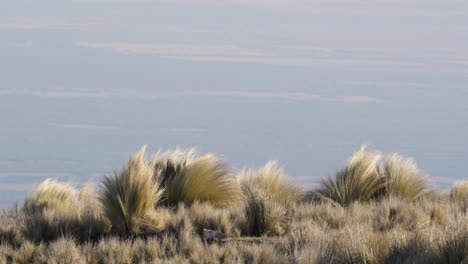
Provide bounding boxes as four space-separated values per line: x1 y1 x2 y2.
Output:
23 179 78 215
153 149 240 207
312 146 384 207
99 146 163 234
381 153 430 201
239 161 304 203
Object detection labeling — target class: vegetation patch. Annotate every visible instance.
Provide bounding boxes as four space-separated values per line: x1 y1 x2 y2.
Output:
0 145 466 263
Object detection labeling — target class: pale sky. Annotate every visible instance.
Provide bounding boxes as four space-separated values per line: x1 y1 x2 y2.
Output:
1 0 468 206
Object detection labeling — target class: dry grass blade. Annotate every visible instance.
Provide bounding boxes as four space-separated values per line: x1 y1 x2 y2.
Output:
450 181 468 212
238 161 301 236
158 151 240 207
451 181 468 201
381 153 430 201
99 146 164 234
242 185 287 236
239 161 304 203
312 146 384 207
151 148 196 188
23 179 78 215
2 143 468 263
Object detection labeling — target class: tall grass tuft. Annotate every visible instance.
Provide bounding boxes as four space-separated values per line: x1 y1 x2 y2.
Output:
239 162 302 236
77 183 103 221
241 184 287 236
312 146 384 207
240 161 304 203
99 146 164 235
441 221 468 264
152 148 195 188
21 181 109 243
74 183 110 240
23 179 78 215
154 149 240 207
451 181 468 200
380 154 430 201
450 181 468 212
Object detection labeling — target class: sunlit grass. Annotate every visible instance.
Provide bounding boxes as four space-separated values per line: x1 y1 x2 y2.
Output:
153 149 241 207
99 146 164 234
23 179 78 215
238 161 302 236
239 161 304 203
3 145 468 263
451 181 468 201
451 181 468 212
312 146 384 207
380 153 430 201
241 184 287 236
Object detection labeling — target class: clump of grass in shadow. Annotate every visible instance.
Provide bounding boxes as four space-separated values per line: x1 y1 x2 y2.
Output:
441 224 468 264
99 146 164 235
0 205 25 247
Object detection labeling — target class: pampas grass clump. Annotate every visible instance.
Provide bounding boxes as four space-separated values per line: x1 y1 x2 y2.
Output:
241 184 288 236
23 179 78 215
152 148 195 189
313 146 384 207
451 181 468 212
239 161 304 203
3 145 468 262
21 181 109 243
451 181 468 201
238 162 301 236
153 149 240 207
77 183 104 222
380 154 430 201
441 220 468 264
311 147 431 206
99 146 164 235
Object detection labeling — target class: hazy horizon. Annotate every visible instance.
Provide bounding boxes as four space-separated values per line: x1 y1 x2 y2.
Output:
1 0 468 207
